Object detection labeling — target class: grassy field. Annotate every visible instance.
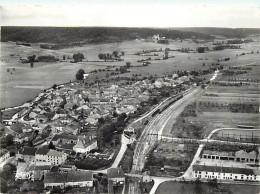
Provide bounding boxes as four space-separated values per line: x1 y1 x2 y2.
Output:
156 181 260 194
206 86 260 94
1 39 260 109
196 112 259 130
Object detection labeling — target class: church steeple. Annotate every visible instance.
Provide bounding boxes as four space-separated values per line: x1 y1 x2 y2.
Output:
96 82 101 99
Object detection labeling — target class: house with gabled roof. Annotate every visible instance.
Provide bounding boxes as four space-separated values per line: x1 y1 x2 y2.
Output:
43 171 93 189
35 148 67 166
107 168 125 185
192 164 260 181
73 138 98 154
43 172 67 188
65 171 93 187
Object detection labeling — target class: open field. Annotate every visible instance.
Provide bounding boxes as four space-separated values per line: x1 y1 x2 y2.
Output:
206 86 260 94
1 39 260 109
156 181 260 194
198 112 259 129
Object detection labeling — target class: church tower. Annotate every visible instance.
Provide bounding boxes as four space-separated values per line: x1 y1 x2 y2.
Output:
96 82 101 99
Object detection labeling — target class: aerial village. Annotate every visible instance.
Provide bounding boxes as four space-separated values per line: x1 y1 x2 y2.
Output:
0 68 192 192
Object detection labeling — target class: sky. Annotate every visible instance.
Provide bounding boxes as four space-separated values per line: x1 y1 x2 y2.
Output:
1 0 260 28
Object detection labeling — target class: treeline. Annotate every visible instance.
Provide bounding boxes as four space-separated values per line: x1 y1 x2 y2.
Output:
198 101 258 113
98 51 124 60
227 39 253 44
172 27 260 38
1 27 213 46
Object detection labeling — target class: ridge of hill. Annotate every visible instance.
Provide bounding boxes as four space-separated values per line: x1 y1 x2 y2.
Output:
1 26 213 46
172 27 260 38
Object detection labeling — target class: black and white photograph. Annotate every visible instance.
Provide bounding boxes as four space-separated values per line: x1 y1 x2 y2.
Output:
0 0 260 193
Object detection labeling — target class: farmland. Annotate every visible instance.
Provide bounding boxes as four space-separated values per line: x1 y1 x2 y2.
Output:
1 35 260 112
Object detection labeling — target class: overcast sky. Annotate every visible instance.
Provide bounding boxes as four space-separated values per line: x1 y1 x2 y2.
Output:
1 0 260 28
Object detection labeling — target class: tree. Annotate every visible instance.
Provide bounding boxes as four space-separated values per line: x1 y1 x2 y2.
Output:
48 141 56 150
112 51 118 58
27 55 36 63
150 97 158 105
76 69 85 80
98 53 104 60
121 51 125 56
98 117 105 124
197 47 205 53
112 112 118 117
1 163 16 181
119 66 127 73
34 130 39 136
5 134 14 146
73 53 84 62
98 124 114 147
0 178 7 193
117 113 127 123
126 62 131 68
52 84 57 89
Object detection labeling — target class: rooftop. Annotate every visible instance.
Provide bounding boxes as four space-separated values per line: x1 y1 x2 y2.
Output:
43 172 67 183
46 149 64 157
107 168 125 178
29 164 52 171
193 165 256 176
19 147 38 156
35 148 49 155
44 171 93 184
67 171 93 182
203 150 235 157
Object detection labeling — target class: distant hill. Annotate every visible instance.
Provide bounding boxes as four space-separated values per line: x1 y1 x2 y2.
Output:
1 26 213 46
172 27 260 38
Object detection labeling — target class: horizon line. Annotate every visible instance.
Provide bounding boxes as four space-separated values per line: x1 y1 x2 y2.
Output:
2 26 260 29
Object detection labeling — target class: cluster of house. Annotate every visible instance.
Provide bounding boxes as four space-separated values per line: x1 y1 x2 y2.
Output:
6 73 190 140
43 167 126 190
192 165 260 181
40 167 125 190
192 148 260 182
15 147 67 181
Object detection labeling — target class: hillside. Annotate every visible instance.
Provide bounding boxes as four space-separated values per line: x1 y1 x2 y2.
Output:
1 26 213 46
172 27 260 38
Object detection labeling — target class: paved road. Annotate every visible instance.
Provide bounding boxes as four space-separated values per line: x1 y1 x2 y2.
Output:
111 134 130 168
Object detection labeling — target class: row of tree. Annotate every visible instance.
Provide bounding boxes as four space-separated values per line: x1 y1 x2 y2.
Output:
98 51 124 60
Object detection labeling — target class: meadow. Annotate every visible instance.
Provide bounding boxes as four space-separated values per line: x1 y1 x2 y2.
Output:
1 39 260 109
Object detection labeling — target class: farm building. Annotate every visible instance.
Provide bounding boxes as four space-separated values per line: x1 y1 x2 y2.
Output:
193 164 260 181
